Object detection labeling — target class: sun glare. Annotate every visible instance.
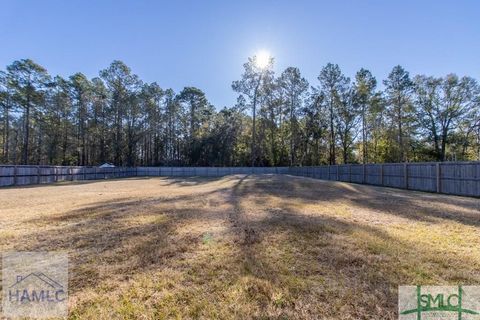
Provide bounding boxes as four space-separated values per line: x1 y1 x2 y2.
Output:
255 50 271 69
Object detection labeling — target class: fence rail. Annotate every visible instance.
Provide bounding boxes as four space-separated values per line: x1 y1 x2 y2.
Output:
0 163 479 198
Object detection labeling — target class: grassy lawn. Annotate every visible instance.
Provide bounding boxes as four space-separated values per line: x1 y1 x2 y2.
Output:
1 175 479 319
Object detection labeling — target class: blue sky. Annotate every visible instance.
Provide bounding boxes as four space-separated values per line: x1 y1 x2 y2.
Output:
1 0 479 108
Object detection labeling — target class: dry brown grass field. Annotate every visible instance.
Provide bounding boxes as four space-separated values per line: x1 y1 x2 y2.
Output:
0 174 479 319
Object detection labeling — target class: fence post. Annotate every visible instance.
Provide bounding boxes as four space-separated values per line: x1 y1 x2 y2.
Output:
336 165 339 181
404 163 408 189
13 165 18 186
362 164 366 184
83 166 86 180
37 165 41 184
380 164 384 186
436 163 441 193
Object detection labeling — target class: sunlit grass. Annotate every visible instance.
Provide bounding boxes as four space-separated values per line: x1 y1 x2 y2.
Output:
0 175 478 319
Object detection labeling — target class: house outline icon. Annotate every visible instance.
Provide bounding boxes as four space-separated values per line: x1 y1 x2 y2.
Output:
9 272 64 290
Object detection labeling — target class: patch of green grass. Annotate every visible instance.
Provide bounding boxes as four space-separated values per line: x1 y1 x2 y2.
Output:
202 232 214 244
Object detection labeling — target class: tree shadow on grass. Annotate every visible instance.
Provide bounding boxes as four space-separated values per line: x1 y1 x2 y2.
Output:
155 175 240 187
2 174 479 319
221 175 479 318
0 176 149 190
256 174 480 227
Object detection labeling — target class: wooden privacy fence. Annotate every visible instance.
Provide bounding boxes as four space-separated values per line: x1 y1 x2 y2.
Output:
0 163 478 198
136 166 289 177
0 166 288 187
288 162 480 198
0 165 137 187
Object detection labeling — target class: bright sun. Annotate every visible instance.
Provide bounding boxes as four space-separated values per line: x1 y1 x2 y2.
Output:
255 50 271 69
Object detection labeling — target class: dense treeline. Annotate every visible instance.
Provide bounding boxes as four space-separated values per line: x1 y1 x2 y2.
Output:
0 58 479 166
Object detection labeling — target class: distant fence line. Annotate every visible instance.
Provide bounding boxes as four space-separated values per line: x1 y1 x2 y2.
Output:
0 163 479 197
0 166 288 187
136 166 289 177
0 166 137 187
